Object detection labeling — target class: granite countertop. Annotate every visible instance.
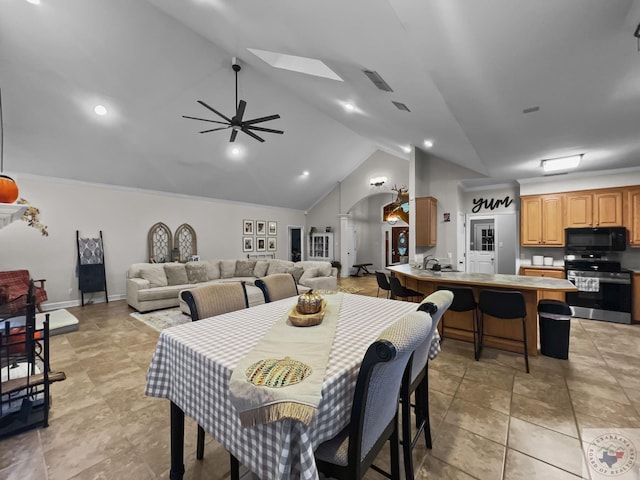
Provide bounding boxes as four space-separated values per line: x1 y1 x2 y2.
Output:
388 264 577 292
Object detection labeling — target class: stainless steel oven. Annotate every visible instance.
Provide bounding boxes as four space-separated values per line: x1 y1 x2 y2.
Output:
565 260 632 324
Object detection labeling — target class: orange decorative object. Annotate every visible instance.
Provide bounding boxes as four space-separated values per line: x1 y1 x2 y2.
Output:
0 174 18 203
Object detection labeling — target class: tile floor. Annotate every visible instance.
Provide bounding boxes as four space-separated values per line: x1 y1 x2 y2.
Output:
1 274 639 479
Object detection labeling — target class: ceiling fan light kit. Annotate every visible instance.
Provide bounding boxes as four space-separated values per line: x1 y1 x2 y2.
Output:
182 58 284 143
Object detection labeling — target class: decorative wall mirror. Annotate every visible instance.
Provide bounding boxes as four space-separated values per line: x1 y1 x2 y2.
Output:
174 223 197 262
148 222 172 262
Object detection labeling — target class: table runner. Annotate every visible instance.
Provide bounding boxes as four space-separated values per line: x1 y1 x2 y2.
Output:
229 293 343 427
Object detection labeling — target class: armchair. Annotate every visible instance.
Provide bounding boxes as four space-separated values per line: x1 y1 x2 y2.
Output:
0 270 47 313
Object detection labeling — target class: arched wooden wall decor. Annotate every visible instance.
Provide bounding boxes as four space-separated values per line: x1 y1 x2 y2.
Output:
148 222 172 262
174 223 197 262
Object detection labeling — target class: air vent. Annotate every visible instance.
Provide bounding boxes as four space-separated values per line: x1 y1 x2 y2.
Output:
392 101 411 112
363 70 393 92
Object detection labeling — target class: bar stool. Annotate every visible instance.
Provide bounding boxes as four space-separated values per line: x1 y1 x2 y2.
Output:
389 276 423 302
438 285 479 360
375 270 391 298
478 289 529 373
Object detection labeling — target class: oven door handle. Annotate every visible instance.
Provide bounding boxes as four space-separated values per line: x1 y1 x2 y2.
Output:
568 276 630 285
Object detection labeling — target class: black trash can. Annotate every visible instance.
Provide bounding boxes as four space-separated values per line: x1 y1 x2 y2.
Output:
538 300 572 359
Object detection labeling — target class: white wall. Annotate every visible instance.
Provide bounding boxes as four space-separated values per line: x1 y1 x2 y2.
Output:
0 175 305 309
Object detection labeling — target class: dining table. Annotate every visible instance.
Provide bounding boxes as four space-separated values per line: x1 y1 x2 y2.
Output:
145 292 423 480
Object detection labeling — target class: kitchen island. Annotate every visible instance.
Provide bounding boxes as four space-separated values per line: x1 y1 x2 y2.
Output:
387 264 577 357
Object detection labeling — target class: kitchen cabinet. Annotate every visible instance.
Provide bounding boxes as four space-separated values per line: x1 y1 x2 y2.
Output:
415 196 437 247
520 194 564 246
309 232 333 261
565 190 623 228
519 267 566 302
627 188 640 246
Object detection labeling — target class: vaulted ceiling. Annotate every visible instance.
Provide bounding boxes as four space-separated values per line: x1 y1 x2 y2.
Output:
1 0 639 210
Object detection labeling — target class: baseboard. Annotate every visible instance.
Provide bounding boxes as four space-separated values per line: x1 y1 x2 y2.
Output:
43 294 125 311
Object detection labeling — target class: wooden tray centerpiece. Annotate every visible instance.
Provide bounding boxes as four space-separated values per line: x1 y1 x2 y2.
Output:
288 292 326 327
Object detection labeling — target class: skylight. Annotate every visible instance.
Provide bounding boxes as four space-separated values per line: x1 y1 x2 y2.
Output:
247 48 343 81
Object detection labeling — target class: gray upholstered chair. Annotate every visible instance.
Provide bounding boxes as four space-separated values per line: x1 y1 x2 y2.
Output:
401 289 453 480
255 273 298 303
180 282 249 460
313 309 432 480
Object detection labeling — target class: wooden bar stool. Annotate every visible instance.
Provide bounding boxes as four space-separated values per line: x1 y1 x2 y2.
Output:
478 289 529 373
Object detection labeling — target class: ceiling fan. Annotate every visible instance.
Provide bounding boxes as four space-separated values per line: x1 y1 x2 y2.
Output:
182 58 284 143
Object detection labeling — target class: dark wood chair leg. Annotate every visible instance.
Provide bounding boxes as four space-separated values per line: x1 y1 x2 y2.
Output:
169 402 185 480
390 422 401 480
522 317 529 373
196 424 205 459
401 385 414 480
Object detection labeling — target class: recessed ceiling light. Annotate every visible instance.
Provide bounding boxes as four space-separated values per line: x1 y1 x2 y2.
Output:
541 154 583 172
94 105 107 116
402 146 411 154
247 48 343 81
344 103 355 112
25 0 41 4
423 140 434 148
231 147 241 156
302 171 310 177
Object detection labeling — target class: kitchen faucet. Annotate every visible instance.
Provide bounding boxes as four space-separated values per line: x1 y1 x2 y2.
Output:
423 255 439 270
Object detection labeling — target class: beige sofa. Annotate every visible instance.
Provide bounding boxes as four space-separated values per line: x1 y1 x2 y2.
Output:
126 258 338 313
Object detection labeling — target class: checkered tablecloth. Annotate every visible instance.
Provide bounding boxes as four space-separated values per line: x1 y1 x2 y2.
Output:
145 294 421 480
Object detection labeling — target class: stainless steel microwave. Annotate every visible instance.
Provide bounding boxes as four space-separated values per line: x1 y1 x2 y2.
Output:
564 227 627 254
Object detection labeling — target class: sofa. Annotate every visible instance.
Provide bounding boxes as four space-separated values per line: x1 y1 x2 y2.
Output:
126 258 338 313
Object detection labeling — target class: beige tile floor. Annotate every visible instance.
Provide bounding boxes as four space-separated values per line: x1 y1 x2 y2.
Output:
1 275 639 479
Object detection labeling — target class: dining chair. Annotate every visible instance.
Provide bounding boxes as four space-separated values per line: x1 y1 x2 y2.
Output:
180 282 249 460
255 273 299 303
375 270 391 298
478 289 529 373
389 276 423 302
400 290 453 480
437 285 479 360
313 309 432 480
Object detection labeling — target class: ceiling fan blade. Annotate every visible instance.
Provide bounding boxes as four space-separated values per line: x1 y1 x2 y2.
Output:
235 100 247 123
200 126 231 133
230 129 238 142
244 125 284 134
243 114 280 125
241 127 265 142
182 115 229 125
197 100 232 123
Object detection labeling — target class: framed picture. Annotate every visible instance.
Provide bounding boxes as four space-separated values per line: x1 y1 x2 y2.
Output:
268 221 277 236
256 220 266 235
267 237 277 251
243 220 254 235
243 236 254 252
256 237 266 252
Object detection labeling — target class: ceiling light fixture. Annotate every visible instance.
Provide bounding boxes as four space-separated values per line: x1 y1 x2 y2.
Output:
370 176 387 187
402 146 411 154
344 103 355 112
94 105 107 116
423 140 434 148
302 171 310 177
386 213 399 225
541 154 583 172
25 0 41 4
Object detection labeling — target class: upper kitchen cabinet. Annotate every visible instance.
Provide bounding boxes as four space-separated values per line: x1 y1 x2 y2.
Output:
565 190 623 228
520 194 564 246
415 196 437 247
627 187 640 246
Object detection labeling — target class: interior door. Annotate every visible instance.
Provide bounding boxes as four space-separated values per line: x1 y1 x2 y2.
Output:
457 212 466 272
391 227 408 264
468 219 495 273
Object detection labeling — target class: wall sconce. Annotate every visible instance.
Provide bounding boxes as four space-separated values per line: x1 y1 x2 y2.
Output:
541 154 582 173
370 176 387 187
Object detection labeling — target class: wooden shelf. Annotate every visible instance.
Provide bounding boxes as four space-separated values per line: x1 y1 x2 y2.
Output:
0 204 26 230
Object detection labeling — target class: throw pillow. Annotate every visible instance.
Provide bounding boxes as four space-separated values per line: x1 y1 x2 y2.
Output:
205 260 221 280
299 267 320 285
139 265 168 288
164 263 189 285
253 260 269 277
220 259 237 279
287 266 305 285
267 260 295 275
317 264 332 277
185 263 208 284
235 260 257 277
